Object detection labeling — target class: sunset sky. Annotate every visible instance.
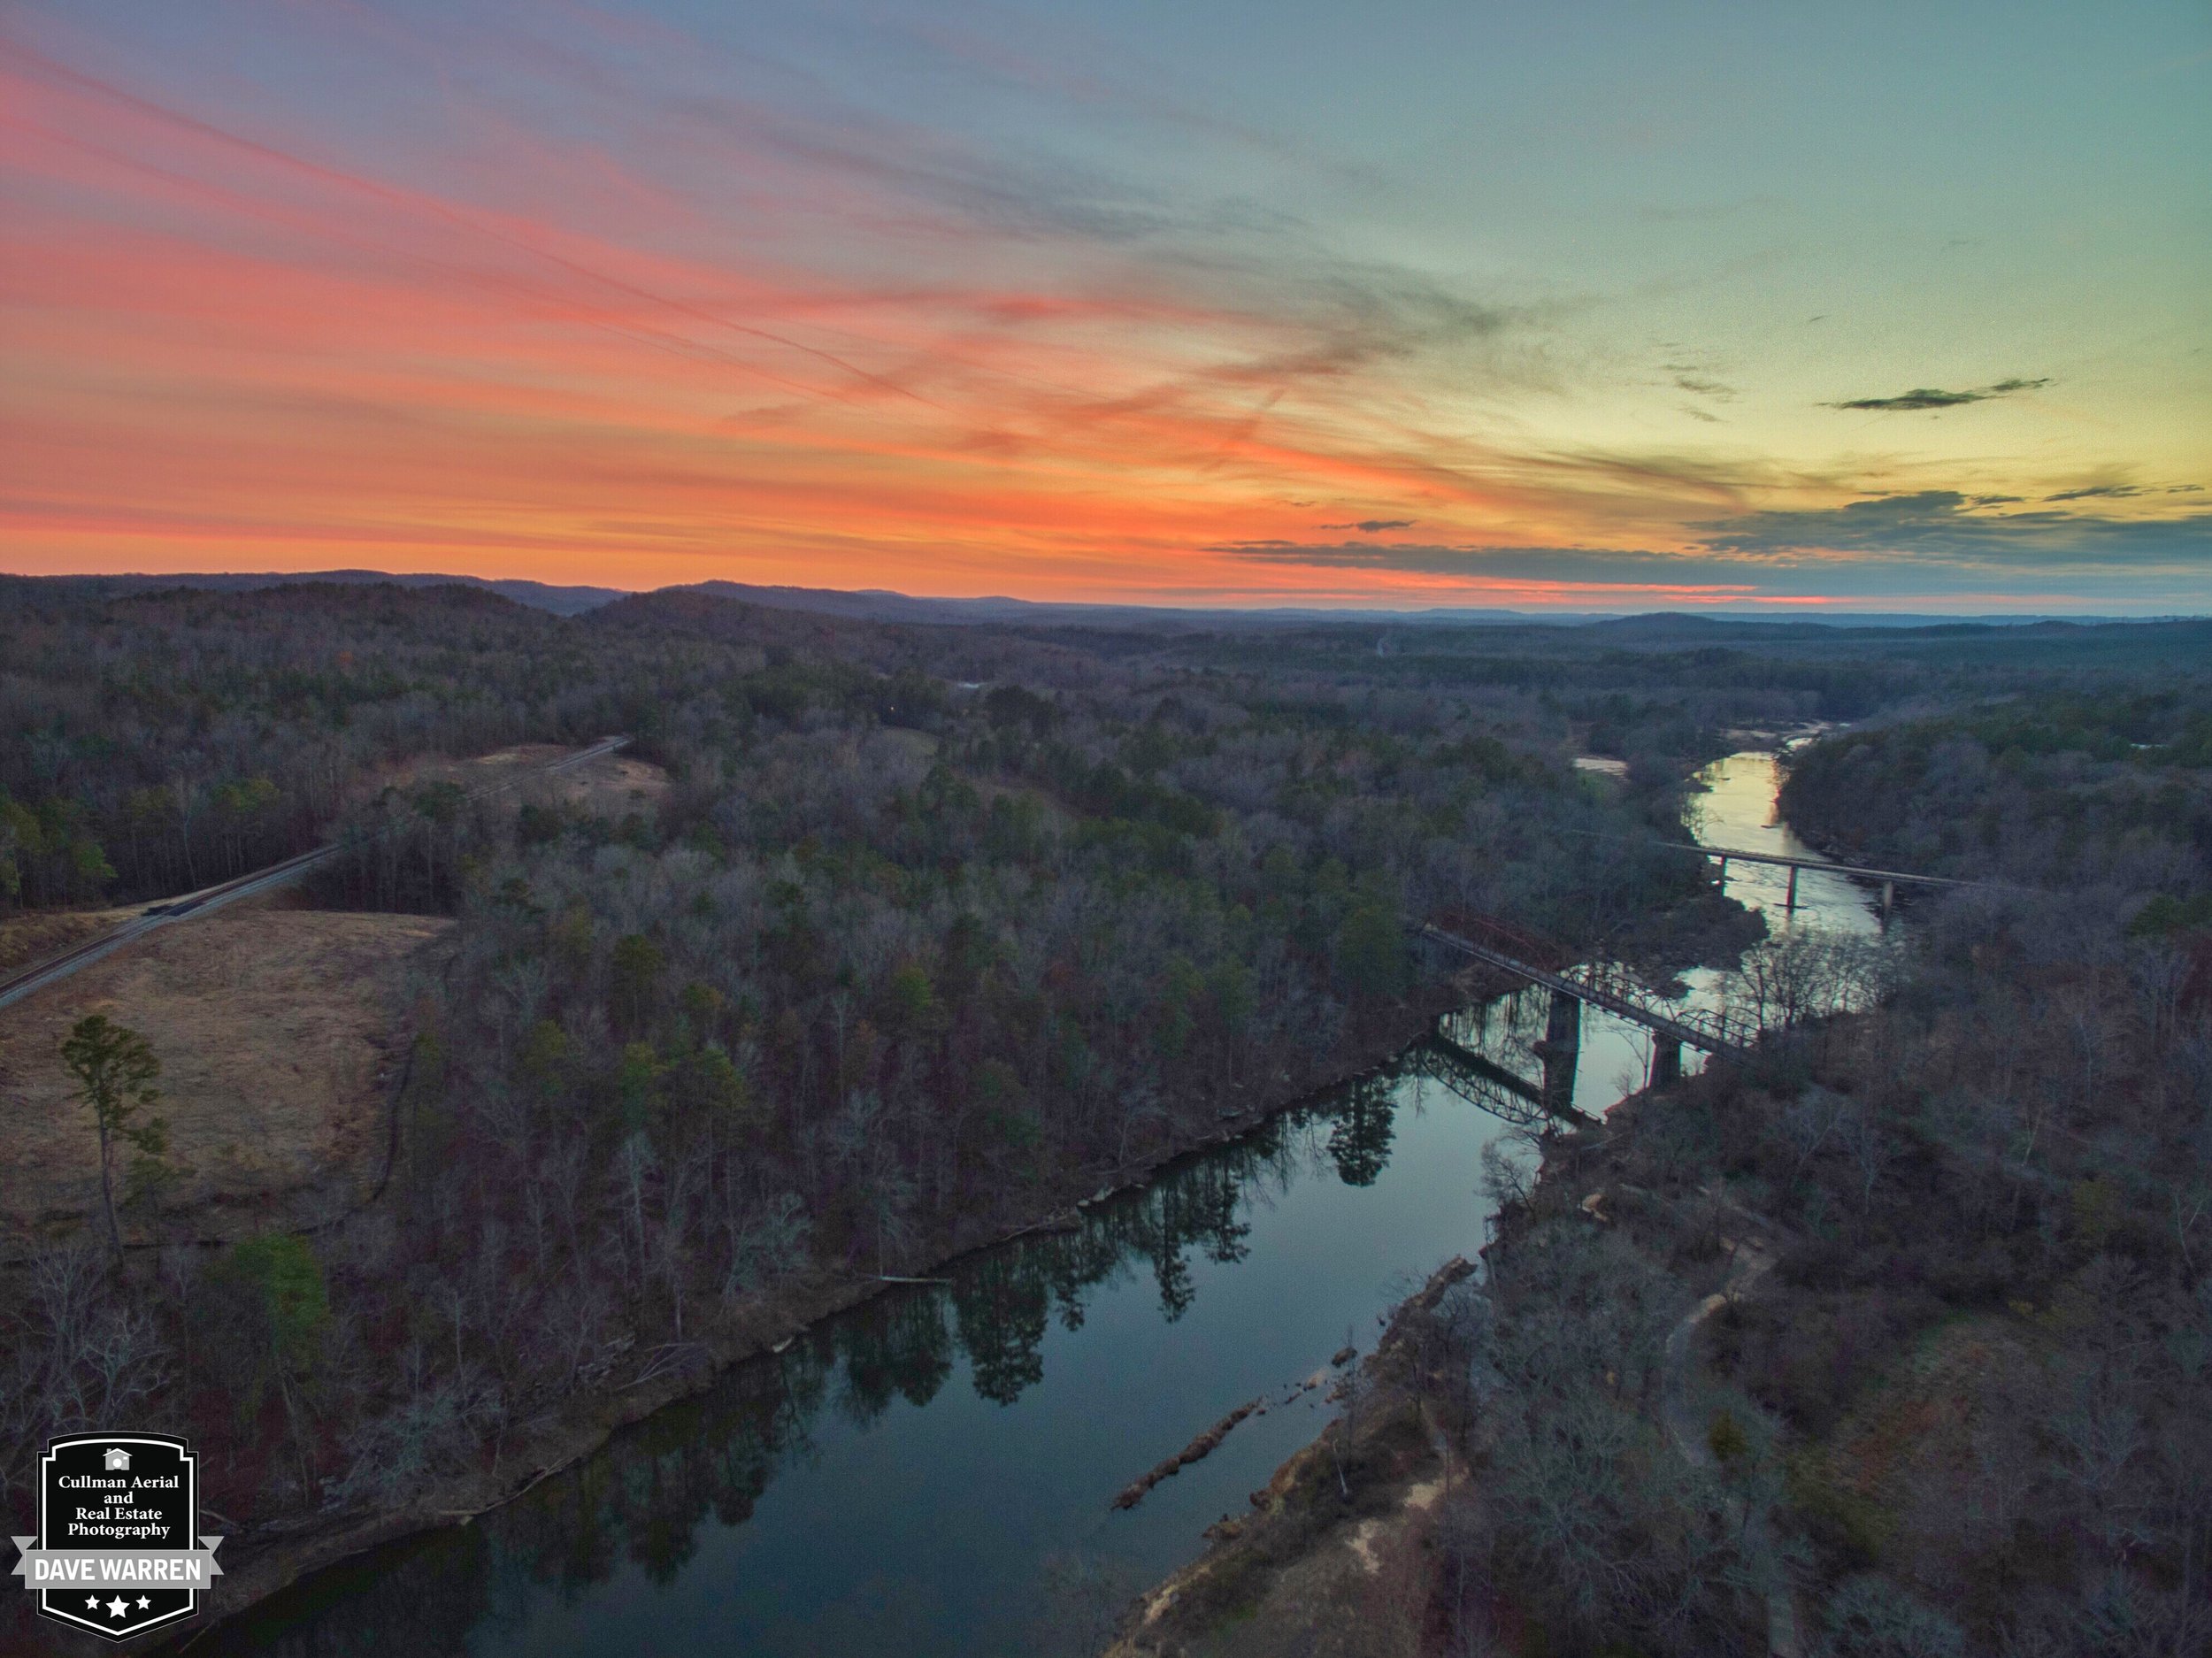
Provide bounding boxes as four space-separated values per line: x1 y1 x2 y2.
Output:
4 2 2208 610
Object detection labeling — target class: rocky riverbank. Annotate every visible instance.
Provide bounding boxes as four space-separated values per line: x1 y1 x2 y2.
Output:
1107 1255 1481 1658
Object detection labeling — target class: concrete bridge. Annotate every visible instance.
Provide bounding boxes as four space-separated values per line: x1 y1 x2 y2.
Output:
1655 839 1967 922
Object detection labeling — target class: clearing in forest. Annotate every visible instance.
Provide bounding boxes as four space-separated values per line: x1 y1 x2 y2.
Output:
371 742 671 817
0 897 451 1255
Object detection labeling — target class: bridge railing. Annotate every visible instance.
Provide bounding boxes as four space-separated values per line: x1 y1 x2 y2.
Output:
1418 918 1772 1055
1405 1042 1554 1129
1561 962 1740 1044
1428 909 1575 972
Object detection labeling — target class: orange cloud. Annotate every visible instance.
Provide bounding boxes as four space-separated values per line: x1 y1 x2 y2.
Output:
2 17 1689 600
4 15 2193 610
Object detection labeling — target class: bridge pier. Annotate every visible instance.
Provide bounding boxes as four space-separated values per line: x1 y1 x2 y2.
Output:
1413 920 1754 1071
1540 989 1582 1113
1880 879 1894 930
1650 1039 1682 1088
1785 864 1800 913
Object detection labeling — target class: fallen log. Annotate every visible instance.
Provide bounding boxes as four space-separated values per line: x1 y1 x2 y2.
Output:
1111 1398 1264 1510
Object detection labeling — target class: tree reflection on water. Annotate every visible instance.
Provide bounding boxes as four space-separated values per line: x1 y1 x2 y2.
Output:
209 1057 1434 1656
1325 1072 1398 1186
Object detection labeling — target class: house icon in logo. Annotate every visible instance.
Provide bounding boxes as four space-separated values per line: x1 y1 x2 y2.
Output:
104 1447 131 1471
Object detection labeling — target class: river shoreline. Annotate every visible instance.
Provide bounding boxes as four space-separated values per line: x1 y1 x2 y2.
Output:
152 980 1479 1650
151 760 1775 1650
1108 742 1879 1656
1103 1077 1636 1656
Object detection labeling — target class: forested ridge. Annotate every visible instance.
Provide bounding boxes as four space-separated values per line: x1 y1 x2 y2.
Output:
1437 867 2212 1654
1780 689 2212 895
4 580 1739 1597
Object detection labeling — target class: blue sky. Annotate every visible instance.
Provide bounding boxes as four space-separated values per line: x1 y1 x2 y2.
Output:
4 1 2207 607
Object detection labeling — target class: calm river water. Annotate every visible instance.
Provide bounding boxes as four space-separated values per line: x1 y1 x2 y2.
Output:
194 750 1874 1656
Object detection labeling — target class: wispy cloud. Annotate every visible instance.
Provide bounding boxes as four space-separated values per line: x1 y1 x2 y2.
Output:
1214 493 2212 605
1694 491 2210 567
1827 378 2050 412
2045 483 2157 502
0 3 2199 610
0 12 1585 592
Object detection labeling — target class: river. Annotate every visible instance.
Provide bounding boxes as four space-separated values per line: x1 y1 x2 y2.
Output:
193 748 1877 1656
1483 745 1886 1117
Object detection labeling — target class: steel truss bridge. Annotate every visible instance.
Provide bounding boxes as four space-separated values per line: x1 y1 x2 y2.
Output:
1416 923 1758 1060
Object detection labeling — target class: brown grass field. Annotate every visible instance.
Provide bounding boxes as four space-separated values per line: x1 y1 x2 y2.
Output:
0 898 452 1255
0 742 655 1257
372 742 671 817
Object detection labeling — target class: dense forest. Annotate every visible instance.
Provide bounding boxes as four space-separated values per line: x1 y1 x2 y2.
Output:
9 582 2212 1654
1418 886 2212 1654
1780 689 2212 893
4 581 1739 1583
1126 680 2212 1656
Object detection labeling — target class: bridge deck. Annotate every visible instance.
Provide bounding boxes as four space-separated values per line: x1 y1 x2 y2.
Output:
1417 925 1754 1057
1656 840 1966 888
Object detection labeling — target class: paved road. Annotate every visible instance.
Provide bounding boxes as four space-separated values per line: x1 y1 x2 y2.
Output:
0 736 628 1015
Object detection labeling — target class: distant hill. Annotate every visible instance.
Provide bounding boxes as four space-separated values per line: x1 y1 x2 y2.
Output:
1575 610 2166 639
19 570 629 617
669 580 1578 630
5 570 2194 633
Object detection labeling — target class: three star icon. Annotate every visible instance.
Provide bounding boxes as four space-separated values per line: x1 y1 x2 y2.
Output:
80 1600 157 1627
81 1589 156 1618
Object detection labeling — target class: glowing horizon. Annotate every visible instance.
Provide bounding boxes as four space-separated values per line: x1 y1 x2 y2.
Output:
4 3 2207 611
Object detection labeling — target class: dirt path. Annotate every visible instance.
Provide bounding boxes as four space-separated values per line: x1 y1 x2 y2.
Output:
1660 1238 1802 1658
